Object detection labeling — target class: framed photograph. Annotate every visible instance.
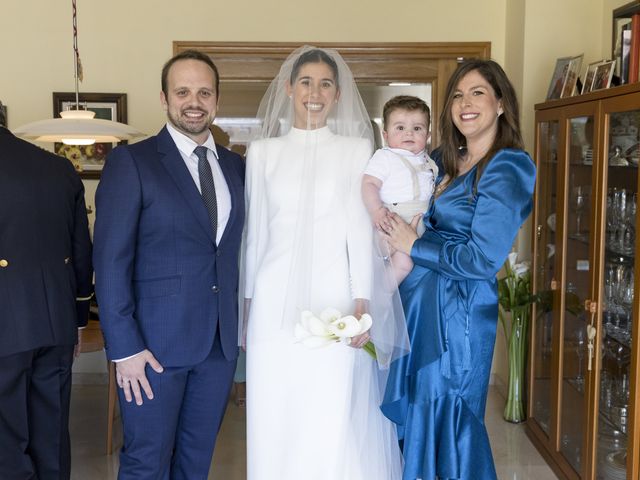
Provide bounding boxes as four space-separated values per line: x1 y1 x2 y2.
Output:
612 17 632 81
591 60 616 92
546 55 582 100
581 60 603 94
561 55 583 98
546 57 572 100
52 92 128 179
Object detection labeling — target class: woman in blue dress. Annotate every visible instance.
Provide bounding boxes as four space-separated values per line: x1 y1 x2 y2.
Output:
381 59 536 479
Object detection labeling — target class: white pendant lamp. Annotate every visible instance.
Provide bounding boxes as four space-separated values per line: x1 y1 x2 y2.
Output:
14 0 143 145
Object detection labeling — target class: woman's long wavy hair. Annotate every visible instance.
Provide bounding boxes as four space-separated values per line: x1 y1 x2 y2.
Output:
438 59 524 193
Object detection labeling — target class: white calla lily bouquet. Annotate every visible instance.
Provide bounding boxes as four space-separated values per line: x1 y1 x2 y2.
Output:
294 307 377 359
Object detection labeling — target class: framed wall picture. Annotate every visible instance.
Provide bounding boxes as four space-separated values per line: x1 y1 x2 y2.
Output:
52 92 128 179
591 60 616 92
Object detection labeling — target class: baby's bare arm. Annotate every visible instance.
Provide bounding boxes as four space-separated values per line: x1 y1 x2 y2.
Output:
362 174 390 229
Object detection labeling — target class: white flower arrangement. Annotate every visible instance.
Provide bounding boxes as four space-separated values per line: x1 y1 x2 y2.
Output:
294 307 376 359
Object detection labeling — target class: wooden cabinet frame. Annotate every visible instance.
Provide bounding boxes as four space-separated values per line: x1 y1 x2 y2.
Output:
530 83 640 480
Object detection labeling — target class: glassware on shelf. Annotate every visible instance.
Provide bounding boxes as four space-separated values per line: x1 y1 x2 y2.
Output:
574 326 586 390
606 188 637 255
604 259 634 346
561 433 581 473
571 185 587 237
609 145 630 166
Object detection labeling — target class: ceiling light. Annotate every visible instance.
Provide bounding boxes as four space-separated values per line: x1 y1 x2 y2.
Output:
14 0 143 145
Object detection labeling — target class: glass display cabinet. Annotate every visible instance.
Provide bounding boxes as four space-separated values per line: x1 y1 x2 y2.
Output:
529 83 640 480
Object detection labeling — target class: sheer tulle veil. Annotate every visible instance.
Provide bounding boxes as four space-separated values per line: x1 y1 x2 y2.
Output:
239 45 409 370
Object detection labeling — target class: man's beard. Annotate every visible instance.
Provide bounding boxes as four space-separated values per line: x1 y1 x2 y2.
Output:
168 108 211 136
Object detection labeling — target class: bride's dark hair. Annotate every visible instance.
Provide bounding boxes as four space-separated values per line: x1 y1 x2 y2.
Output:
290 49 339 86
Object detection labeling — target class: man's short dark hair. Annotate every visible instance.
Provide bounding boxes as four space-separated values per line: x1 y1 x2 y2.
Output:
0 102 6 128
161 50 220 97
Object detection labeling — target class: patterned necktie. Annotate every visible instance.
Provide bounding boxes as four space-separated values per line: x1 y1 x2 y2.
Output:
194 146 218 244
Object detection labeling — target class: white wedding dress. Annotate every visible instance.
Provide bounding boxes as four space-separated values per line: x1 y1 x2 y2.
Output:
244 126 402 480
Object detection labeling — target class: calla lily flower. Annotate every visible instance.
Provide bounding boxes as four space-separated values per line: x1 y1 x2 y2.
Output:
328 315 361 337
294 309 377 359
319 307 342 323
298 335 337 348
328 313 373 338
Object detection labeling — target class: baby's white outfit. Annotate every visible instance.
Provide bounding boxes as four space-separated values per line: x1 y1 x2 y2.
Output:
364 147 438 235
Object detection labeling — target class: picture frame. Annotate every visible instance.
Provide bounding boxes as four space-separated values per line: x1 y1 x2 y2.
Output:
0 103 6 126
561 55 583 98
612 16 632 81
591 60 616 92
581 60 604 94
612 1 640 84
52 92 128 179
546 55 583 100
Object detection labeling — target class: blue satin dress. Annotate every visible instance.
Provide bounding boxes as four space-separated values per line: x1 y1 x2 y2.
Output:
382 149 536 480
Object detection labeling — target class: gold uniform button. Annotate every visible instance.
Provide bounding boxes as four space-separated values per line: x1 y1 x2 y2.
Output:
0 259 8 268
64 257 71 264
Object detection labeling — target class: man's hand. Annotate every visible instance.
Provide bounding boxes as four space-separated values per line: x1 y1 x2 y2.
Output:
74 328 83 358
115 349 164 406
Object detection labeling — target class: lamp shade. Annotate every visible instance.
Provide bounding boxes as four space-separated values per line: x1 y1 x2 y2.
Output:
14 110 144 144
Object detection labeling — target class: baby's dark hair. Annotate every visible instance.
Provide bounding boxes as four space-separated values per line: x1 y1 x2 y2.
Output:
382 95 430 131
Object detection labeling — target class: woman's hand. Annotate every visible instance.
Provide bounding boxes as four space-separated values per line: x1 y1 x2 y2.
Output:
383 213 421 255
349 298 371 349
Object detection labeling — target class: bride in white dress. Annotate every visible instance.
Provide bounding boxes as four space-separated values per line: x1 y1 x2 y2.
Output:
243 46 407 480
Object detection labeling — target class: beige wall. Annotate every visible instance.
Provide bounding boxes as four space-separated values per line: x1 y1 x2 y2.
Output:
1 0 629 145
0 0 630 382
0 0 509 135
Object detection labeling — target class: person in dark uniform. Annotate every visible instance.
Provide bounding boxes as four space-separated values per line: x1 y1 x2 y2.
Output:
0 101 93 479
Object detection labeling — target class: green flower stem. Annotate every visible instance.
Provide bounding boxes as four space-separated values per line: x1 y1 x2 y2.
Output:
503 305 530 423
362 340 377 360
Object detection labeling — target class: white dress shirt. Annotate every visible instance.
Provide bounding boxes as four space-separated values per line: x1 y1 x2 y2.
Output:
166 123 231 244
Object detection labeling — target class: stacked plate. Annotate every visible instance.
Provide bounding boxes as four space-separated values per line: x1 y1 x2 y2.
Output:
599 450 626 479
597 420 627 479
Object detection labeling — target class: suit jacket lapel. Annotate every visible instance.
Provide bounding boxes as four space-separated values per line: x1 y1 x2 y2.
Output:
156 127 216 245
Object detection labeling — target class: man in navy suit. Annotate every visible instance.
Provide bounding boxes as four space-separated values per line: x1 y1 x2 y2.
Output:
0 102 93 479
93 51 244 479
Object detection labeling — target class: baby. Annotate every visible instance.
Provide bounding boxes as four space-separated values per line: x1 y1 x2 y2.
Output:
362 95 438 283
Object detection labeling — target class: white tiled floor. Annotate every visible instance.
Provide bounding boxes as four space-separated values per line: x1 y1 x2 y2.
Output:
68 384 557 479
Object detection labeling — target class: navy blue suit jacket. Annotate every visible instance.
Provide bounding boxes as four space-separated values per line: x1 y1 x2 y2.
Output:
93 127 244 366
0 127 92 357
